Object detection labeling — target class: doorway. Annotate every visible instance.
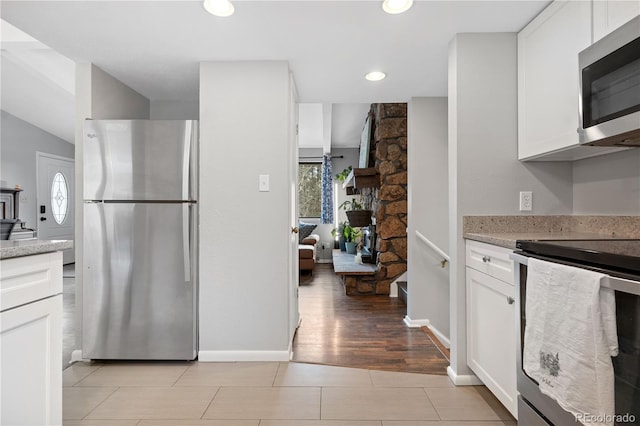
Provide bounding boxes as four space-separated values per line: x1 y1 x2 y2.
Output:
36 152 74 264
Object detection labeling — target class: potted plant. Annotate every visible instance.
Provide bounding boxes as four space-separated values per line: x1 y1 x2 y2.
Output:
335 166 352 183
339 195 372 227
343 223 361 254
331 221 347 251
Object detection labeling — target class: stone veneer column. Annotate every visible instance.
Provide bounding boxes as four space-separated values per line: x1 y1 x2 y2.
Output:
348 103 407 295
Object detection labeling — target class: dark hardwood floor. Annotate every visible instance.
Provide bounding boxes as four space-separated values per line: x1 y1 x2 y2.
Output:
292 264 450 375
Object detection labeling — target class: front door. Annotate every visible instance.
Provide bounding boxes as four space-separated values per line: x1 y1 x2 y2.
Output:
37 153 74 264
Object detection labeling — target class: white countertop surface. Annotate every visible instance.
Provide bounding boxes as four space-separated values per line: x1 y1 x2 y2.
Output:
0 239 73 259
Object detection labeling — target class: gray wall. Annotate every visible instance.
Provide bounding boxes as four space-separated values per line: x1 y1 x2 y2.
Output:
1 110 74 229
407 97 450 342
74 63 150 360
448 33 573 382
150 99 199 119
199 61 292 359
572 149 640 214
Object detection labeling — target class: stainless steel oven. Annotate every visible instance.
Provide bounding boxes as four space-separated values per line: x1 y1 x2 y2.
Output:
578 15 640 147
512 240 640 425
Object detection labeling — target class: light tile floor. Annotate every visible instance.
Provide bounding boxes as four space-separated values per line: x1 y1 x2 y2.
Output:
63 361 516 425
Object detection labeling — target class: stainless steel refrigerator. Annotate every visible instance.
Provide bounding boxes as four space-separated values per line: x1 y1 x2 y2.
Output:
82 119 198 360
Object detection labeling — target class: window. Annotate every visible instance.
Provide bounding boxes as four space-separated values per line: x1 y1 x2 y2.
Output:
298 163 322 218
51 172 68 224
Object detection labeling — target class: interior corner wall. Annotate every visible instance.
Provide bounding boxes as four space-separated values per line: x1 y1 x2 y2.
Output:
199 61 291 359
74 63 150 357
406 97 449 342
0 110 75 230
448 33 573 382
572 149 640 214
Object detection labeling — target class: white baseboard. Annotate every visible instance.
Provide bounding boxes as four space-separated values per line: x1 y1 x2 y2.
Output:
403 315 430 328
447 366 483 386
316 259 332 264
70 349 85 364
403 316 450 349
427 324 450 349
198 350 290 362
389 281 398 297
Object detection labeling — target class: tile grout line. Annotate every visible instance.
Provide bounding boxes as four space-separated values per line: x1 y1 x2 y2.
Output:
272 361 283 387
78 385 120 421
199 384 221 420
169 362 192 387
421 386 443 421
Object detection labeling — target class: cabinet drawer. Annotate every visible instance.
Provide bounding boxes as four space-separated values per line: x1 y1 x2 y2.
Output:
0 252 63 312
465 240 514 285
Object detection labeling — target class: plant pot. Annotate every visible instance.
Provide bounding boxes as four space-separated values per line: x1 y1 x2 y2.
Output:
345 241 357 254
339 236 346 251
345 210 372 227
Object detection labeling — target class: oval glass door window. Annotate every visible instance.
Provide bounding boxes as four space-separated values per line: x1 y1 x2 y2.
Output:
51 172 68 224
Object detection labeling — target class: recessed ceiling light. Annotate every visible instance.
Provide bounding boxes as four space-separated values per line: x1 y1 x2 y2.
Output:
382 0 413 14
365 71 386 82
203 0 235 17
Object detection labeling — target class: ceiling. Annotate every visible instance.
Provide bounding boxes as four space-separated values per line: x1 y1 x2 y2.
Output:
1 0 550 146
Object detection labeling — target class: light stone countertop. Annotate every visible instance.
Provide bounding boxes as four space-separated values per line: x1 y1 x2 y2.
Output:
463 215 640 249
0 239 73 260
463 232 630 249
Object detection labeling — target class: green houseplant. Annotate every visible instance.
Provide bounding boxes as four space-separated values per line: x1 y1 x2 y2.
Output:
342 223 361 254
339 196 372 227
331 221 347 251
335 166 352 183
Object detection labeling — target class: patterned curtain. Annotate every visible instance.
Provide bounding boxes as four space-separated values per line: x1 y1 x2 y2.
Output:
321 154 333 224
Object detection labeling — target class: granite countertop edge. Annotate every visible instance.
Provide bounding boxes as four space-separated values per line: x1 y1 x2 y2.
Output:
0 240 74 260
464 232 633 249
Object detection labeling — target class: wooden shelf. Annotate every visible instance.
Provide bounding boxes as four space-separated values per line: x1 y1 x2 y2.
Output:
342 167 380 190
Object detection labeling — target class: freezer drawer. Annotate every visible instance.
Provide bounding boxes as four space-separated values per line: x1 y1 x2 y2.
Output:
83 202 196 360
83 120 197 201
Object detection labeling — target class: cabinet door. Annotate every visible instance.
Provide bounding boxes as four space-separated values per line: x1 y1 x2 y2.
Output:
593 0 640 41
1 295 62 425
518 1 592 160
466 267 517 417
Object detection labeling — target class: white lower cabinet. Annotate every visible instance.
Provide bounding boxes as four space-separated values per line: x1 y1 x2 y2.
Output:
466 240 517 418
1 252 63 426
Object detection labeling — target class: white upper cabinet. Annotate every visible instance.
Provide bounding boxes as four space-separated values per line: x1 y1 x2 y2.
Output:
517 0 635 161
593 0 640 42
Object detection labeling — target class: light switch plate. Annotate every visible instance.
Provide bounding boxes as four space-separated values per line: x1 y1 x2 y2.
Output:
259 174 270 192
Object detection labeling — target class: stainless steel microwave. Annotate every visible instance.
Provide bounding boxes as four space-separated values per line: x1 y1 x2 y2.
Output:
578 15 640 147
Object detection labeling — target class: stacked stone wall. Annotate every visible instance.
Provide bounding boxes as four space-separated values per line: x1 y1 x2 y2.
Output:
347 103 407 295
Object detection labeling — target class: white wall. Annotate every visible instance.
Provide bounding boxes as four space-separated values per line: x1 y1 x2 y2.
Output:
74 63 150 359
0 110 74 229
573 149 640 214
406 97 450 344
199 61 292 360
448 33 573 383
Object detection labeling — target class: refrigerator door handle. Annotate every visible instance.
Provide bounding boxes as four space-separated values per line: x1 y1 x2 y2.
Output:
183 203 191 283
182 121 192 201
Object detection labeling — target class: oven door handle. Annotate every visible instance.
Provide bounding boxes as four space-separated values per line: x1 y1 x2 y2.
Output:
510 252 640 296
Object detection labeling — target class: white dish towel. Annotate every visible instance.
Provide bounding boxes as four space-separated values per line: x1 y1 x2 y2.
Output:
523 257 618 426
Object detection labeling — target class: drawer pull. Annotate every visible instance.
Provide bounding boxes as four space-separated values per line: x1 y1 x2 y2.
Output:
482 256 491 263
507 296 515 305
